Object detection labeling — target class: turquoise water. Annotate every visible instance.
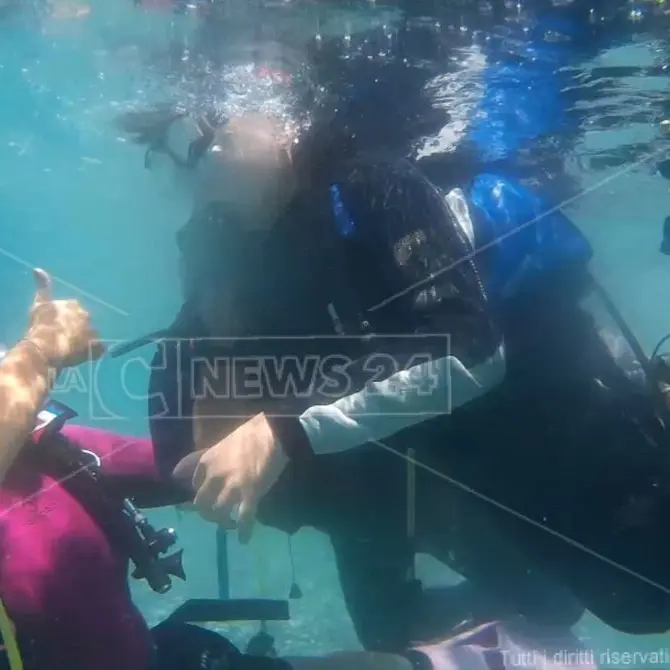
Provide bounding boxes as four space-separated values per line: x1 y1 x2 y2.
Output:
2 0 670 665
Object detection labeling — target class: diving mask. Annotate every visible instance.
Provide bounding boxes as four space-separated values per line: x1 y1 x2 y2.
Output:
145 114 217 170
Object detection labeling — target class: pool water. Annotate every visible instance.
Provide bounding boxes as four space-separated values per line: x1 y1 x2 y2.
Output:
2 0 670 664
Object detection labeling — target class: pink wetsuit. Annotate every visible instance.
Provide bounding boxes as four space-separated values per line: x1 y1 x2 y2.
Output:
0 422 596 670
0 425 170 670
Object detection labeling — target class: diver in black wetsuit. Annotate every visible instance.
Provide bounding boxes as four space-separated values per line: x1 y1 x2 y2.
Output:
116 0 670 653
118 112 670 648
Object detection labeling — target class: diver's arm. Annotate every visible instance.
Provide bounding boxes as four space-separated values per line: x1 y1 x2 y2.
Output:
302 344 504 454
0 268 102 483
0 335 53 482
267 280 505 457
270 341 504 457
148 339 199 479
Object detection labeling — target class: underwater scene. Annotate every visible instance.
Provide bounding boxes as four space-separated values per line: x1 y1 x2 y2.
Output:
4 0 670 668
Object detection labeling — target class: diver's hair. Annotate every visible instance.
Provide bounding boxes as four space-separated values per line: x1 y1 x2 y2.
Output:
289 35 450 189
114 104 188 148
113 15 449 178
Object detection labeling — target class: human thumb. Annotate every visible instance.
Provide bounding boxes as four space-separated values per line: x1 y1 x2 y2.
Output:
32 268 52 308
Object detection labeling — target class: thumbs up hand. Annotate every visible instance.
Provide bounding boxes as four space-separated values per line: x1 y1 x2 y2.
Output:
27 268 104 369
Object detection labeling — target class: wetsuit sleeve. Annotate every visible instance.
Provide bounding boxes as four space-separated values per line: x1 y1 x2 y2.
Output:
148 340 197 479
283 344 504 456
60 423 190 507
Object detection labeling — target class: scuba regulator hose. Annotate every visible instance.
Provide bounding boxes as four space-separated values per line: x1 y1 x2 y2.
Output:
0 598 22 670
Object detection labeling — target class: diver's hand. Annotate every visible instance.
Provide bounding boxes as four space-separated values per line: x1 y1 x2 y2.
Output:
26 268 104 369
173 413 288 543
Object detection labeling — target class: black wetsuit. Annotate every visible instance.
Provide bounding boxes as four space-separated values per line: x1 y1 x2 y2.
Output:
150 158 513 651
148 148 670 649
139 0 670 651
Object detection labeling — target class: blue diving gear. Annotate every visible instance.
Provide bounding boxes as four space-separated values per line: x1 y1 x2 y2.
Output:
458 173 670 425
466 15 584 163
465 173 593 301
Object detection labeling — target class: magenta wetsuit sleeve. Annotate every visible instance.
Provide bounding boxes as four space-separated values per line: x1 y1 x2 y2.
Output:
60 423 190 508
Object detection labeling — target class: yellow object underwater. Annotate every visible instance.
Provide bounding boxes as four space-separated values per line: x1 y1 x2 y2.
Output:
0 597 22 670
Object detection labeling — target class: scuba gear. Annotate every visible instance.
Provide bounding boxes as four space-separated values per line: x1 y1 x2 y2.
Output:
109 329 173 359
162 116 216 170
463 171 670 437
32 399 77 440
109 300 202 359
23 391 188 594
585 281 670 427
324 158 490 340
466 173 593 303
123 498 185 593
28 427 187 595
115 107 217 171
